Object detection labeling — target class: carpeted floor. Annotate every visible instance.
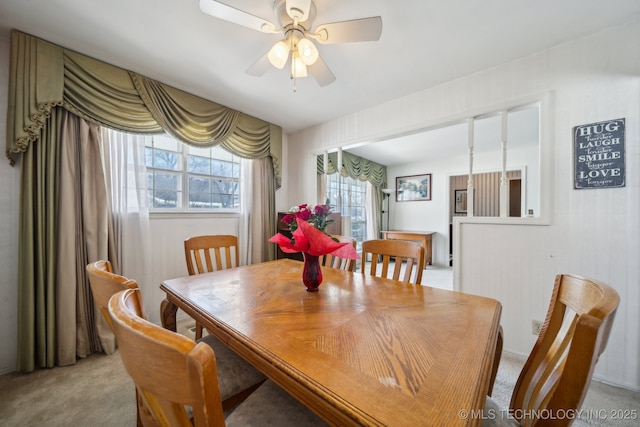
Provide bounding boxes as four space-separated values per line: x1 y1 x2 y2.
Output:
0 350 136 426
490 353 640 427
1 324 638 426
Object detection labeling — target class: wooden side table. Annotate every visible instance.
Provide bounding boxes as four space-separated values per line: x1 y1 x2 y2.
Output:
381 230 434 266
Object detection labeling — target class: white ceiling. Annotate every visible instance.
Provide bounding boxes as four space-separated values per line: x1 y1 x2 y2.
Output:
1 0 639 164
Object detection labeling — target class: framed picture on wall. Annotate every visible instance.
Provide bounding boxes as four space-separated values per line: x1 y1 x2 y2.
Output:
396 174 432 201
454 189 468 214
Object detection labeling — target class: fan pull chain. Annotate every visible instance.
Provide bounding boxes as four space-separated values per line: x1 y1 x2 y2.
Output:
289 35 297 92
291 65 297 92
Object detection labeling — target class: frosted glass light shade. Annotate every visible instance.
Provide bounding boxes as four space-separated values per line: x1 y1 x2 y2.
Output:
291 53 307 77
268 40 289 69
297 38 318 66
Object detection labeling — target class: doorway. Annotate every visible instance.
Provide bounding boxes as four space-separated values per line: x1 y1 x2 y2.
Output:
509 178 522 217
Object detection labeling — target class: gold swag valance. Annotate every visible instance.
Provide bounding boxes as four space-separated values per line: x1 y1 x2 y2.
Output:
317 151 387 188
6 30 282 185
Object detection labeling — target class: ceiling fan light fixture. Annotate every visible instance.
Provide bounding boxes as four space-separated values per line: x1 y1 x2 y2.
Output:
199 0 382 88
267 40 289 69
297 37 319 66
291 52 307 78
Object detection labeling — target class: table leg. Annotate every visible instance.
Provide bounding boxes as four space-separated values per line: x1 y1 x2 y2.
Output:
424 238 432 266
160 298 178 332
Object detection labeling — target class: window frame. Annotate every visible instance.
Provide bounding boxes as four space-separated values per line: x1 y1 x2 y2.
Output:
326 174 368 252
145 135 242 213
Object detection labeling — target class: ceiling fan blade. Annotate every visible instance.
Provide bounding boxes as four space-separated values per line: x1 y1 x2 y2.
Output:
285 0 312 22
308 56 336 87
313 16 382 44
246 52 273 76
199 0 278 33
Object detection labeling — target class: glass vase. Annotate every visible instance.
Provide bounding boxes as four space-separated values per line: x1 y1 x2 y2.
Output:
302 252 323 292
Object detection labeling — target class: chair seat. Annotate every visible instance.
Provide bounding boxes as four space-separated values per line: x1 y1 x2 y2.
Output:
482 397 519 427
226 379 328 426
198 334 267 401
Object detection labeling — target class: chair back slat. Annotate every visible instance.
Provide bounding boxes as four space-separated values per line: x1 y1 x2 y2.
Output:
322 235 357 272
361 239 424 285
184 235 239 275
509 274 619 426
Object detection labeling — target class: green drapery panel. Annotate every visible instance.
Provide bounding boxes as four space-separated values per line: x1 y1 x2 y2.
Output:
317 151 387 188
17 108 63 372
6 33 64 159
6 30 282 186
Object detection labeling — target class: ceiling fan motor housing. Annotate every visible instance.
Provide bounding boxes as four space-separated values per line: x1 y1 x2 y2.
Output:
275 0 317 30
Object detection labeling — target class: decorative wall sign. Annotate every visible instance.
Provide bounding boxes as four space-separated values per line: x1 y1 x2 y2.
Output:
396 174 432 201
574 118 625 189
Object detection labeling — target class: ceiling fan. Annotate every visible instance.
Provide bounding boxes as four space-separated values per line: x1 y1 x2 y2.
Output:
199 0 383 88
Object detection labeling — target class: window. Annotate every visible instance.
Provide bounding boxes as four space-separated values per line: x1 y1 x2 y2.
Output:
145 134 241 211
327 175 368 252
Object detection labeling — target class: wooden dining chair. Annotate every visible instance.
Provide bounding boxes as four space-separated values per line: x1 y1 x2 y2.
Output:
108 288 328 427
86 260 140 333
361 239 425 284
185 234 239 275
322 235 357 271
87 260 265 413
484 274 619 426
488 326 504 398
184 235 239 340
86 260 145 426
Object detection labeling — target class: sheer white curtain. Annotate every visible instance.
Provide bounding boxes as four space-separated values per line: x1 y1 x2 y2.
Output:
366 182 379 240
239 158 253 265
101 129 152 311
239 157 276 265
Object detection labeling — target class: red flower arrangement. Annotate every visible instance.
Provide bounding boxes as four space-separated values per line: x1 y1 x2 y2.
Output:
279 203 333 234
269 203 359 291
269 204 359 259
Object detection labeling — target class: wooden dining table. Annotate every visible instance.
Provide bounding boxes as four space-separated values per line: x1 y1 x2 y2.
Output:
160 259 502 426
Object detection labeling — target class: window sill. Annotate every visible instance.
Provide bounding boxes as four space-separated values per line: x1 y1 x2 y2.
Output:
454 215 550 226
150 211 240 220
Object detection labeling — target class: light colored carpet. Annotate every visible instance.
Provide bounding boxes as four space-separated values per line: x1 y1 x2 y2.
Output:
0 350 136 426
1 322 638 426
491 353 640 427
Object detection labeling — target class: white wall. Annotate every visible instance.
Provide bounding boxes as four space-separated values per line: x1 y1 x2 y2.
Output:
286 21 640 390
387 151 468 266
